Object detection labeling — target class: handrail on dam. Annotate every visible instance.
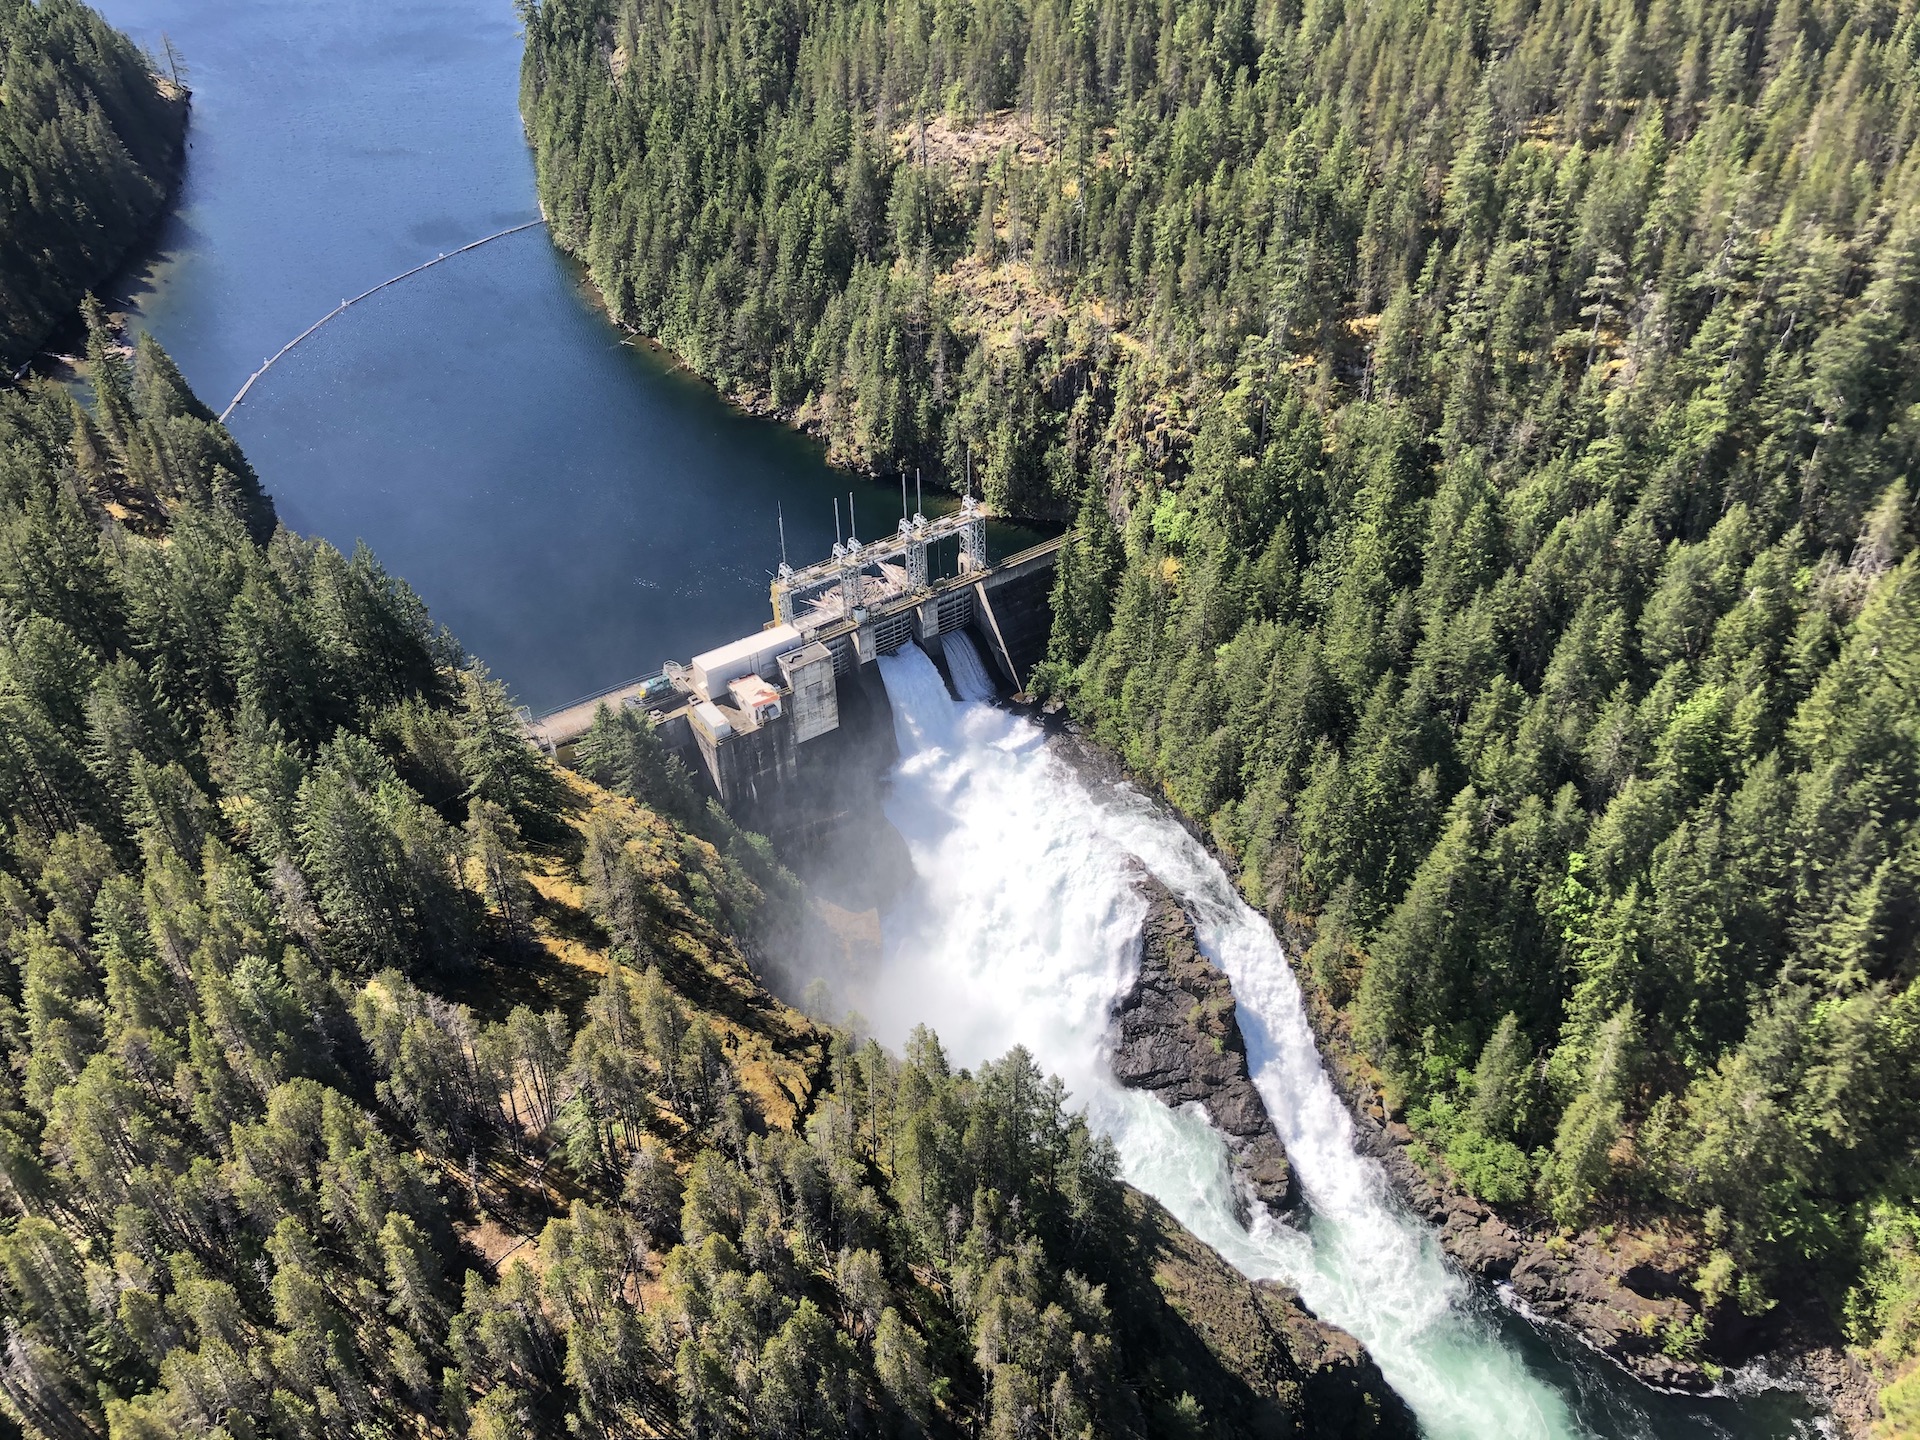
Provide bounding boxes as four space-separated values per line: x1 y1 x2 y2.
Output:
218 219 549 422
525 529 1069 750
543 670 672 720
525 672 676 752
992 533 1069 568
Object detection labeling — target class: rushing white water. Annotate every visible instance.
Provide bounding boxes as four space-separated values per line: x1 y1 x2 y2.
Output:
858 637 1600 1439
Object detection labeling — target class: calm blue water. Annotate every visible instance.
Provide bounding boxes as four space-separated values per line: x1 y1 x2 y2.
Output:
87 2 1831 1433
96 0 1033 713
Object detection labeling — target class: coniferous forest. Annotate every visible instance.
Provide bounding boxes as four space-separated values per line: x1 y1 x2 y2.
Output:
0 309 1416 1437
3 0 1918 1425
0 6 1420 1418
0 0 185 370
520 0 1920 1416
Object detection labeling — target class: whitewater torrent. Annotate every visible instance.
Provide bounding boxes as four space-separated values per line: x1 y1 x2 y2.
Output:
860 636 1603 1440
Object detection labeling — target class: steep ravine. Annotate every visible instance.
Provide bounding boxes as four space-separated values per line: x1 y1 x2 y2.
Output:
1058 721 1870 1434
867 636 1599 1438
846 656 1828 1437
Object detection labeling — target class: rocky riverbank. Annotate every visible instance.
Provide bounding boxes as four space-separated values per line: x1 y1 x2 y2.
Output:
1045 718 1883 1431
1109 871 1298 1221
1284 950 1885 1434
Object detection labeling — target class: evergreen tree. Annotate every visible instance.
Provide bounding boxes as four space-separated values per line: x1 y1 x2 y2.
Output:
0 0 187 367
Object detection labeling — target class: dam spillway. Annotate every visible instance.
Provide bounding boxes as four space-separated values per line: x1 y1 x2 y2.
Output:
527 497 1063 835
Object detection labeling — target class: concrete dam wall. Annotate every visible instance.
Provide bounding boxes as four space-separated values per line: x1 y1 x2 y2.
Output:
535 519 1063 842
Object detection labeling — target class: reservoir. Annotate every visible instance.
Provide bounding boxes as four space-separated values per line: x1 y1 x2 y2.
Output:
95 0 1037 715
92 0 1830 1434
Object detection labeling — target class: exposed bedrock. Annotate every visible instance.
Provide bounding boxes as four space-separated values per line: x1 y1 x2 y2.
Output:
1117 1187 1418 1438
1110 871 1300 1221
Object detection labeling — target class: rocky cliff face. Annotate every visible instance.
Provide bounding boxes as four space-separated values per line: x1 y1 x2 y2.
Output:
1110 871 1299 1220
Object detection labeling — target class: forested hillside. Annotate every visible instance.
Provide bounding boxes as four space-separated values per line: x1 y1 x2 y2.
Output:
0 315 1404 1438
0 0 185 369
521 0 1920 1410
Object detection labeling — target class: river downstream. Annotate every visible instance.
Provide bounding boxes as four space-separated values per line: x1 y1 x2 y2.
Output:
94 0 1829 1433
864 638 1825 1439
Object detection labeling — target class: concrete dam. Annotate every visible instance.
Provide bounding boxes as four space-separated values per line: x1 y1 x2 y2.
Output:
528 497 1062 836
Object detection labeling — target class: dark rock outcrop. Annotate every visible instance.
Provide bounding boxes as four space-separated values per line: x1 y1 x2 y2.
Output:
1342 1065 1718 1391
1111 873 1299 1219
1114 1186 1418 1438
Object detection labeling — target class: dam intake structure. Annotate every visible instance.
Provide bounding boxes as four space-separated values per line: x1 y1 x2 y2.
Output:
527 496 1062 834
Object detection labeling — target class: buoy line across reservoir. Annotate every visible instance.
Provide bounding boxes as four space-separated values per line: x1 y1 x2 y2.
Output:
218 218 548 422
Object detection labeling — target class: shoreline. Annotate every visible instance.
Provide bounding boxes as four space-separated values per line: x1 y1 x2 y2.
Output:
12 85 192 382
538 210 1078 527
539 219 901 478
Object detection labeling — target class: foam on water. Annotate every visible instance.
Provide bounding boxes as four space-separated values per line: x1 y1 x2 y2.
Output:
862 637 1598 1439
